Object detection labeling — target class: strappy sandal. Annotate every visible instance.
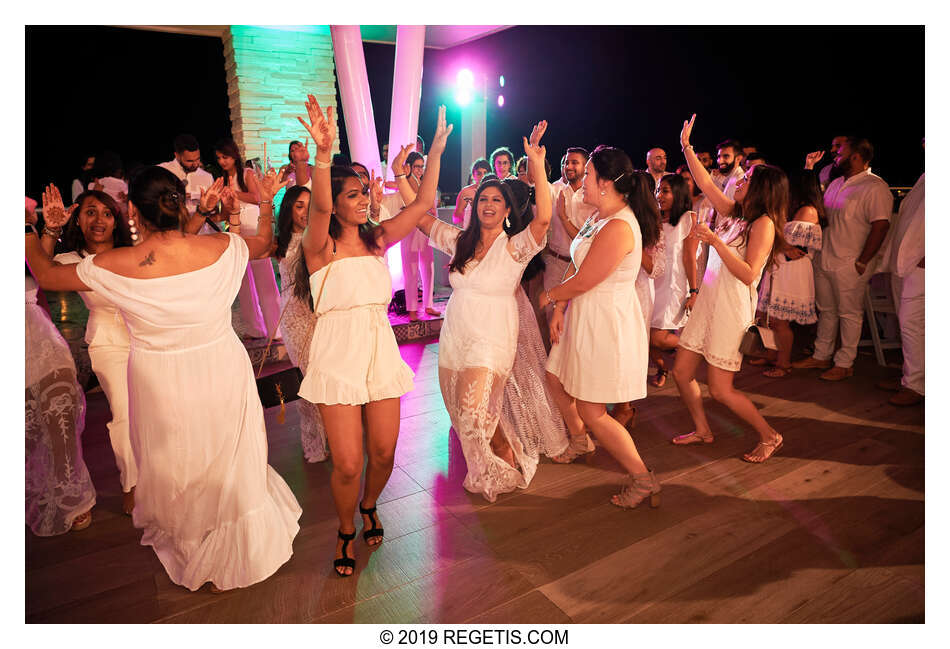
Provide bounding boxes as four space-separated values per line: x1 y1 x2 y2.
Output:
763 366 792 378
359 504 384 546
71 510 92 531
334 530 357 577
672 431 714 445
610 470 661 509
650 368 668 388
552 433 595 464
742 433 783 463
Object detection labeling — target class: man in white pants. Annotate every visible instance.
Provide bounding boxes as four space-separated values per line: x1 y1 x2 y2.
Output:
543 147 595 325
877 171 924 405
793 137 892 380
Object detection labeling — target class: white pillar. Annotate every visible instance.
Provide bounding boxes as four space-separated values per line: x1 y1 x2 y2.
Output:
386 26 426 180
330 25 383 178
461 79 487 186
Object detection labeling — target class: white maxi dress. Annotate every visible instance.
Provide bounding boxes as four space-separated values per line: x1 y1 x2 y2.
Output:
75 234 302 591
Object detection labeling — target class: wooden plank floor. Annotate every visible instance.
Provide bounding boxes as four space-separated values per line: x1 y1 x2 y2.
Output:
25 340 924 623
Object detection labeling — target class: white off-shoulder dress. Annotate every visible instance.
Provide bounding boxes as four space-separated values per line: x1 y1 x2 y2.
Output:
75 233 301 591
546 207 648 403
429 220 546 503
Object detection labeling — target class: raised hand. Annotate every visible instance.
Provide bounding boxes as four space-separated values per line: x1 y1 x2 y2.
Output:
296 94 336 154
522 120 548 161
369 169 383 206
690 219 718 245
392 143 414 177
680 113 697 150
220 186 238 215
804 150 825 170
429 105 454 154
557 191 567 222
259 168 289 203
199 177 225 213
42 183 70 228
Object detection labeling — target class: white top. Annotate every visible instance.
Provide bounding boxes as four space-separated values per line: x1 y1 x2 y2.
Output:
886 173 924 277
158 159 214 216
820 168 893 271
71 179 85 203
55 251 130 347
711 165 745 195
652 211 696 329
549 182 595 255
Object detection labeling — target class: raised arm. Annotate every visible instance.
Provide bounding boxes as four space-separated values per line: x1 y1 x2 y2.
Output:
695 215 775 286
557 192 581 240
233 168 262 205
25 185 91 291
298 95 336 257
376 105 453 247
241 168 286 259
524 120 551 244
680 114 735 218
39 184 67 256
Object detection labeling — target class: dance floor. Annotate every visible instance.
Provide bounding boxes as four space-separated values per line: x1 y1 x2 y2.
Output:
25 341 924 623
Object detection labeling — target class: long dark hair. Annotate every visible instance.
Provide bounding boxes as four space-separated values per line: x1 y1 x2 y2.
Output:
658 173 693 228
292 166 380 307
215 138 248 192
450 178 517 274
789 170 827 228
502 178 545 283
275 185 311 259
628 171 662 250
129 166 188 232
731 164 789 270
61 190 133 256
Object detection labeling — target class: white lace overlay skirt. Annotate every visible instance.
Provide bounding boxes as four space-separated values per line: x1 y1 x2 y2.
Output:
279 293 328 462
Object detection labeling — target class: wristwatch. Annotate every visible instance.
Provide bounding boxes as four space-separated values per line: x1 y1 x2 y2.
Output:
688 288 700 295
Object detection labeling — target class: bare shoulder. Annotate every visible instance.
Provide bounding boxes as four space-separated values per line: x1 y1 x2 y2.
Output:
792 205 819 223
93 233 232 277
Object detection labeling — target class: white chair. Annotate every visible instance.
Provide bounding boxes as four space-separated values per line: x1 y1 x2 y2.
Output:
858 273 902 366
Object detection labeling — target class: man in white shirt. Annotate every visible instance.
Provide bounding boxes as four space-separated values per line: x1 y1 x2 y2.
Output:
793 137 893 380
646 147 667 188
710 139 745 196
818 135 848 191
158 134 214 219
876 171 924 405
544 147 595 322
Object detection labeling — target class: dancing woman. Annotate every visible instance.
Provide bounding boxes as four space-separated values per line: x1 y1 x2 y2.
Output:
38 188 137 514
541 146 662 509
398 121 552 502
293 98 451 576
26 166 301 592
272 185 329 462
672 114 787 462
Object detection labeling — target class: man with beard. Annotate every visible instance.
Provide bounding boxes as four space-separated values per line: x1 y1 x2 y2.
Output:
158 134 214 219
646 147 668 187
793 137 892 381
818 135 848 191
710 138 745 196
544 147 595 323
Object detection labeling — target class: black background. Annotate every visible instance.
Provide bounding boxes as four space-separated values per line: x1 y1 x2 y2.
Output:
26 25 924 201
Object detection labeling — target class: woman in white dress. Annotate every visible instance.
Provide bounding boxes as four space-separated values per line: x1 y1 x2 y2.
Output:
398 122 552 502
754 171 824 377
25 265 96 536
649 173 697 387
612 171 665 433
26 166 301 592
672 114 787 463
37 189 138 514
541 146 663 509
401 151 439 321
293 99 450 576
217 138 281 340
272 185 328 462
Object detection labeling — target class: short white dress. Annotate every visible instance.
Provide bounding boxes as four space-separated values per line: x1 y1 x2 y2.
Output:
546 207 647 403
429 220 546 502
757 220 822 324
75 234 301 591
635 237 666 339
678 221 768 371
298 254 414 405
652 211 695 330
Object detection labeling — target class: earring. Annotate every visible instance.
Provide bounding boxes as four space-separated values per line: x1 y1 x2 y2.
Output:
505 216 511 228
600 190 606 196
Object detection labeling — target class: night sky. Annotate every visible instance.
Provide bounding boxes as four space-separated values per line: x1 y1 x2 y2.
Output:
26 25 924 201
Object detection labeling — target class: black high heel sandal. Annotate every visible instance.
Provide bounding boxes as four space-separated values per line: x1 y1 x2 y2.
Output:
359 504 384 545
334 530 356 577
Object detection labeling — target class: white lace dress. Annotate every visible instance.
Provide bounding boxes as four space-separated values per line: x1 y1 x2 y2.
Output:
25 275 97 536
277 233 328 462
498 286 569 463
757 220 822 324
679 225 766 371
546 208 647 403
75 234 302 591
635 236 667 339
429 220 546 502
652 211 695 330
